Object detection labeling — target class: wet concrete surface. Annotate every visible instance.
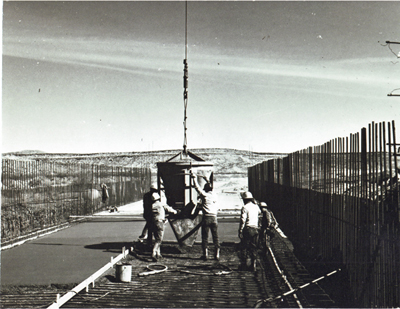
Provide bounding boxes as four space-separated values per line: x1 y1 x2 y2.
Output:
1 196 241 286
2 231 338 308
0 192 349 308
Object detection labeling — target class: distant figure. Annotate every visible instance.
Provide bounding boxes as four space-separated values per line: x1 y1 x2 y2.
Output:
239 191 261 271
258 202 278 250
100 183 115 212
139 183 158 245
191 171 220 261
150 192 178 261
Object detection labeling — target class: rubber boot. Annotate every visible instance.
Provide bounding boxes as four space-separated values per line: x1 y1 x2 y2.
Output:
201 248 208 260
157 244 162 259
152 243 160 262
251 259 257 272
214 248 220 261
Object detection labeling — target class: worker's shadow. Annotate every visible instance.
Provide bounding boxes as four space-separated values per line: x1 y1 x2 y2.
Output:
84 242 134 253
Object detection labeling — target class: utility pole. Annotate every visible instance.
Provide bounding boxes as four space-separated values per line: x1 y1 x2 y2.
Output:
385 41 400 97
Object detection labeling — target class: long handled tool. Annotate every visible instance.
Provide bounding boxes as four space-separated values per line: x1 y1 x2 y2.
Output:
254 269 341 308
275 226 287 238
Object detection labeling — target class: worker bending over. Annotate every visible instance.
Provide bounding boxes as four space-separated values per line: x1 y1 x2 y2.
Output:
258 202 278 251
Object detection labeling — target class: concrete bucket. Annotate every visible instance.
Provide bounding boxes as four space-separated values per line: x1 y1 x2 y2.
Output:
157 151 213 247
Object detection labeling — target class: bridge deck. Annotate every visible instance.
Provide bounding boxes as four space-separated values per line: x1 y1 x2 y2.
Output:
62 233 335 308
1 230 338 308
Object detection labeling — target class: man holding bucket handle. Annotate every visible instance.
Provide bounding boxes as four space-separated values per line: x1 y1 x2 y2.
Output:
239 191 261 271
190 171 220 261
150 192 178 262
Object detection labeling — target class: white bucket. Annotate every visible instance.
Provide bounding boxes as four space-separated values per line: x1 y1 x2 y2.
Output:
115 263 132 282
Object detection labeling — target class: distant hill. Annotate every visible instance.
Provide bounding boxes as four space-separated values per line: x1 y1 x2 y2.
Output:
2 148 287 175
5 150 46 155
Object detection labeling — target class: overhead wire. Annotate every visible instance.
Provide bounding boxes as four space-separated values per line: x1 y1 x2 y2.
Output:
387 88 400 97
383 41 400 96
385 41 400 59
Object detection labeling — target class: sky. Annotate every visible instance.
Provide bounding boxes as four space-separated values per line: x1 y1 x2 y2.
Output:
2 1 400 154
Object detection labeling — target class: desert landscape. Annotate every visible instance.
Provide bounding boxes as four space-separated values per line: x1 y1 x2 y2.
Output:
2 148 286 193
1 149 286 243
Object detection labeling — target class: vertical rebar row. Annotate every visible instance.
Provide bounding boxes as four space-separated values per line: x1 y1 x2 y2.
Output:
1 159 151 245
248 121 398 307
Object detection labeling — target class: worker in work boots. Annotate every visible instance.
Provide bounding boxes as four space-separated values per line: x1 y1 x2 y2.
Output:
239 191 261 271
139 183 158 245
190 171 220 261
150 192 178 262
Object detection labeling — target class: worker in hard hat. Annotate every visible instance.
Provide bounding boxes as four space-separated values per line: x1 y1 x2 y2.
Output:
258 202 278 251
150 192 178 262
239 191 261 271
138 183 158 245
190 171 220 261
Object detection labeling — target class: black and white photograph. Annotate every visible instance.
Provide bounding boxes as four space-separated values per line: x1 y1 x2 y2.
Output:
1 1 399 308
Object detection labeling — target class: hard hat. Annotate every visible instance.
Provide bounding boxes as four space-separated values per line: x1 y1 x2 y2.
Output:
260 202 268 208
241 191 253 200
151 192 161 202
150 183 157 190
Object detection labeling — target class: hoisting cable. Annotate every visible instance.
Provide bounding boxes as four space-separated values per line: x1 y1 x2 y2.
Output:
183 0 189 154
